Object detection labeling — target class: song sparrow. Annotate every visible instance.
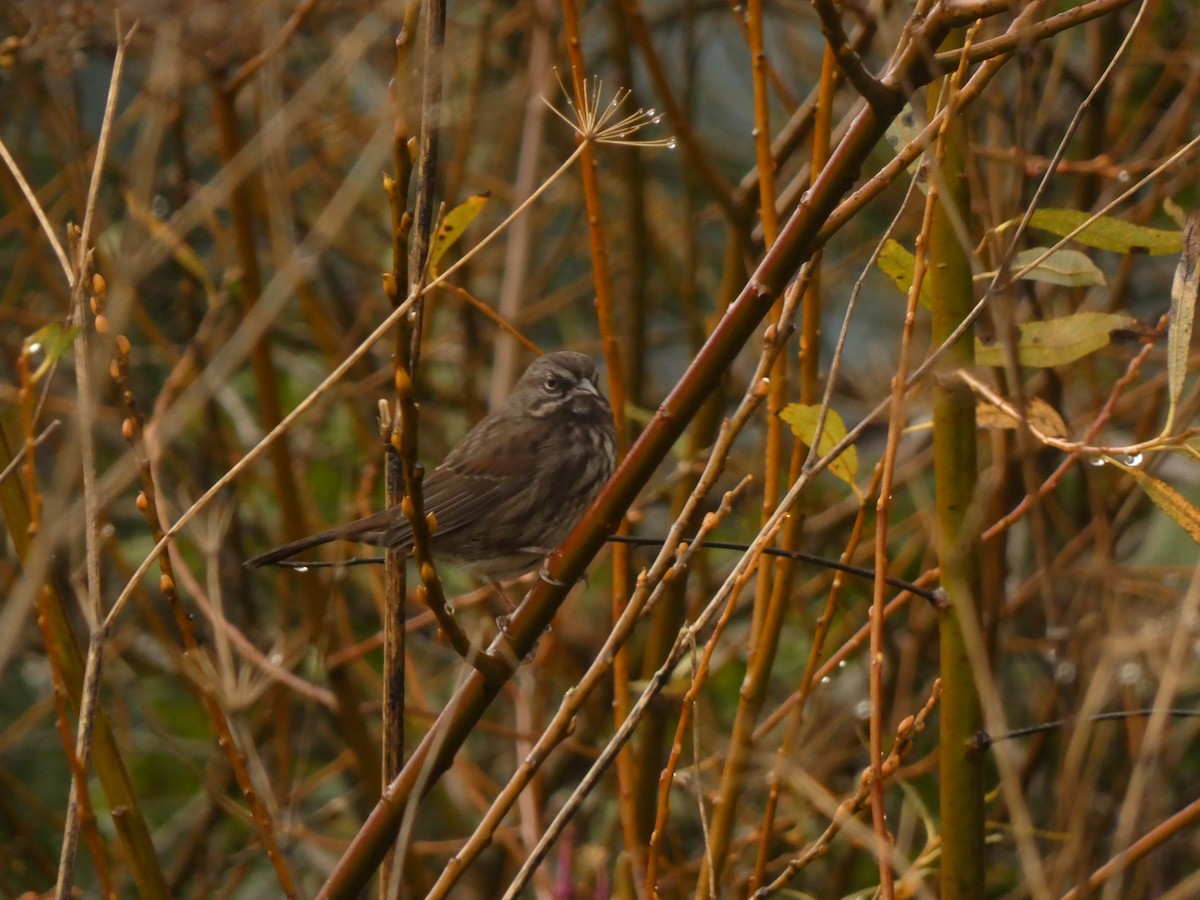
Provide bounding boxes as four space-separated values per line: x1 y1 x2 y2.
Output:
245 351 617 579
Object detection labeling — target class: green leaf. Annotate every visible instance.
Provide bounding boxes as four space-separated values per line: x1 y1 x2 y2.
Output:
1109 458 1200 545
25 323 81 383
429 193 489 276
779 404 860 495
1009 247 1105 287
877 239 931 309
975 312 1136 368
1166 211 1200 431
1025 209 1182 256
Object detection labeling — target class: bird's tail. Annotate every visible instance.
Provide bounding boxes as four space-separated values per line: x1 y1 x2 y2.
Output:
244 510 396 568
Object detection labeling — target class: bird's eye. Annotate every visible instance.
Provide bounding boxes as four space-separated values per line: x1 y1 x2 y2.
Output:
544 374 562 392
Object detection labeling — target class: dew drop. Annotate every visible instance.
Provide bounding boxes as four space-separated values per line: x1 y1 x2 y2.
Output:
1117 662 1141 685
28 342 42 355
1122 452 1144 466
444 603 455 616
294 566 309 573
820 675 831 686
1117 169 1131 183
854 700 872 720
667 139 677 150
1088 456 1106 467
1054 660 1077 684
838 660 847 669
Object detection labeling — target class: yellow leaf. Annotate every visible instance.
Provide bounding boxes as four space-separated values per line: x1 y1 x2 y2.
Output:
975 312 1136 368
1024 209 1182 255
779 404 860 496
429 193 489 276
877 239 932 309
1009 247 1105 287
1109 458 1200 545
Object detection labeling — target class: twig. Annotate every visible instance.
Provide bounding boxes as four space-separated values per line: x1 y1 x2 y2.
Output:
433 267 803 899
103 279 301 896
107 142 589 629
224 0 320 92
613 0 746 230
379 95 415 900
755 681 942 896
809 0 894 109
606 537 938 602
0 139 73 281
558 0 641 876
55 20 135 898
934 0 1137 70
974 708 1200 748
1063 792 1200 900
0 419 61 486
504 484 764 900
864 103 939 900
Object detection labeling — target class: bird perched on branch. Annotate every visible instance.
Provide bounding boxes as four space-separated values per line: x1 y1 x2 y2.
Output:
245 351 617 579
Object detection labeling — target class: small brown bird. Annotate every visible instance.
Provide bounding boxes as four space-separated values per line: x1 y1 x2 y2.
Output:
245 351 617 578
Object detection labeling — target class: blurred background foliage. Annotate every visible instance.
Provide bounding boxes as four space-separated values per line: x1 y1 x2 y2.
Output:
2 0 1200 897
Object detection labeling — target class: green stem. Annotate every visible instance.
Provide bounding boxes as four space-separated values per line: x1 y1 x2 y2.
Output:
929 38 985 899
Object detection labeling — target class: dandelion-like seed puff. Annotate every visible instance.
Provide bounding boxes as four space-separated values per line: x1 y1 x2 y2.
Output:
544 72 676 149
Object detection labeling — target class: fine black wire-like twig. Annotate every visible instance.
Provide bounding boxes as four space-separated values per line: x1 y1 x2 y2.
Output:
263 535 939 604
970 709 1200 750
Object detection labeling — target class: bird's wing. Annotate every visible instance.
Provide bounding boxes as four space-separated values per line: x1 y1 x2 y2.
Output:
381 411 554 545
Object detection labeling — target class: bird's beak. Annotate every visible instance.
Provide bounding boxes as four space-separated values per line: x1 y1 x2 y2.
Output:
576 378 600 396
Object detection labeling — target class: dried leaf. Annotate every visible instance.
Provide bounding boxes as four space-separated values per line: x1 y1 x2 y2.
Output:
975 312 1136 368
1109 458 1200 545
1009 247 1105 287
975 397 1068 439
1167 211 1200 430
779 404 860 495
1025 208 1182 255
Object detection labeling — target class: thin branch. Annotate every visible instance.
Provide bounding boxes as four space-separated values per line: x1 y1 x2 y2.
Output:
809 0 895 109
108 143 588 628
0 138 73 281
55 20 134 897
